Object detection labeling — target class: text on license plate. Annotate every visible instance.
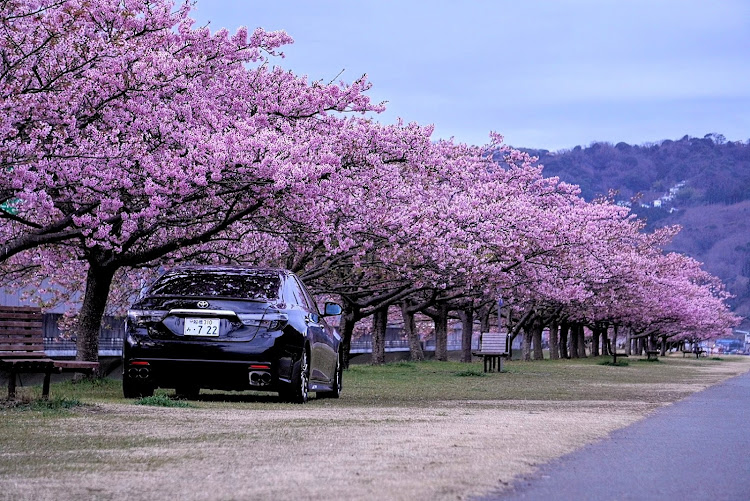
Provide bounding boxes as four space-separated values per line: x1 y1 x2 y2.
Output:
184 318 220 336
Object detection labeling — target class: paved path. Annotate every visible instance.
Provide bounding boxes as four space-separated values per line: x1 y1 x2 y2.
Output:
479 370 750 501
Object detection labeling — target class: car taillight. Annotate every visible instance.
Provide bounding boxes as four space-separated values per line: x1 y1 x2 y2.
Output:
127 309 168 326
249 364 270 370
236 313 287 331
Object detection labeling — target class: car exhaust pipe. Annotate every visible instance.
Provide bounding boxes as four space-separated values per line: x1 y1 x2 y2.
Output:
249 371 271 386
128 367 151 379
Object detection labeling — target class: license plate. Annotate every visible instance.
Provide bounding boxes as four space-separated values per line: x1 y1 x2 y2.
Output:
184 318 220 337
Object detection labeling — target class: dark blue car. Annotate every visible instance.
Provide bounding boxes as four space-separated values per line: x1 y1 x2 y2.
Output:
123 266 342 403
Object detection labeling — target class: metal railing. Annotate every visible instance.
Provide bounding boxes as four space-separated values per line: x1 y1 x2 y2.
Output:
350 338 477 353
44 337 123 357
43 334 481 357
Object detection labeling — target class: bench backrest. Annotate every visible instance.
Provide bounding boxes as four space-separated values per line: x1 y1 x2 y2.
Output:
479 332 510 354
0 306 46 359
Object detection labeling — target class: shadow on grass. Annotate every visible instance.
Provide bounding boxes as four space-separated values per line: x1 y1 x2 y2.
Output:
598 360 630 367
455 370 487 377
177 392 284 404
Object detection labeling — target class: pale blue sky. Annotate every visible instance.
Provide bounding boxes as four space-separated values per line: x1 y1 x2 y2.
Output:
191 1 750 151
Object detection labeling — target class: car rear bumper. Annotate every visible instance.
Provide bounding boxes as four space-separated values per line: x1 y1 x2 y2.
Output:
123 333 303 391
125 357 295 391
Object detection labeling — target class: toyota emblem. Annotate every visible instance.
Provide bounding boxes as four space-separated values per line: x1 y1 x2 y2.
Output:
197 300 209 309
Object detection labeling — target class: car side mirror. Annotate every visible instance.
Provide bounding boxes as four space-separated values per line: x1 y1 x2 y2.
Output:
323 302 342 316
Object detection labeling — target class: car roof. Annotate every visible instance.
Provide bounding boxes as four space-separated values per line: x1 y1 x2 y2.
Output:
162 265 293 277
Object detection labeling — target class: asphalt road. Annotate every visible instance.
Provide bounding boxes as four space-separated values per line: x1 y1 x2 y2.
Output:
478 370 750 501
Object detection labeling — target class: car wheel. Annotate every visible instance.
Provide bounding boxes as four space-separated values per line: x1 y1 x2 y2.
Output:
123 376 154 399
281 350 309 404
318 351 342 399
175 385 200 400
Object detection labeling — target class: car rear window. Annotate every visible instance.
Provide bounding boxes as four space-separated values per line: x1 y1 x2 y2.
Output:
148 271 281 300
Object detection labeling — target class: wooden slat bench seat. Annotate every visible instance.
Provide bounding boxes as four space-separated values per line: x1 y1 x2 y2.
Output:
0 306 99 400
472 332 510 372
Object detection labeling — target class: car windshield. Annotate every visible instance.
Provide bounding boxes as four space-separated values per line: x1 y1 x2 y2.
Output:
148 270 281 300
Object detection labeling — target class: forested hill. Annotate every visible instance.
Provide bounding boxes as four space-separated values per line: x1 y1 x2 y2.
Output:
523 134 750 323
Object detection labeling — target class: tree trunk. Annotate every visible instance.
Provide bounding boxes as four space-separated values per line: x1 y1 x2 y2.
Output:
577 324 587 358
532 319 544 360
548 319 560 360
433 303 449 361
569 323 579 359
660 336 667 356
507 332 518 360
458 308 474 363
339 304 359 369
401 302 424 362
76 261 116 370
371 308 387 365
559 322 569 359
479 305 491 333
522 325 532 361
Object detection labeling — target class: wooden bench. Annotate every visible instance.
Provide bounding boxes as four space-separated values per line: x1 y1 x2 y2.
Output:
472 332 510 372
606 340 629 364
0 306 99 400
646 350 659 361
682 348 706 359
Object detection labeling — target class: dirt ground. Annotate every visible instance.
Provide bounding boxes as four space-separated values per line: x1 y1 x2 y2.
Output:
2 358 750 501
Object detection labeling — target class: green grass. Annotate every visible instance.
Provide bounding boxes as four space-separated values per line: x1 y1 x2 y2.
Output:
33 377 124 402
337 355 737 406
2 354 746 411
135 394 194 408
0 396 84 415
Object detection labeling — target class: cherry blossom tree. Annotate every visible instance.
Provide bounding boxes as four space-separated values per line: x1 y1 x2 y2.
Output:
1 0 384 362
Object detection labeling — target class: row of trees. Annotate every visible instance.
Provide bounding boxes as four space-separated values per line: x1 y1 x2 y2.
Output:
0 0 739 368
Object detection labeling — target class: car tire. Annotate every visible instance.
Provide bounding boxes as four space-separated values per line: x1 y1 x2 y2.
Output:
175 385 200 400
123 376 154 399
280 350 309 404
317 351 342 399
